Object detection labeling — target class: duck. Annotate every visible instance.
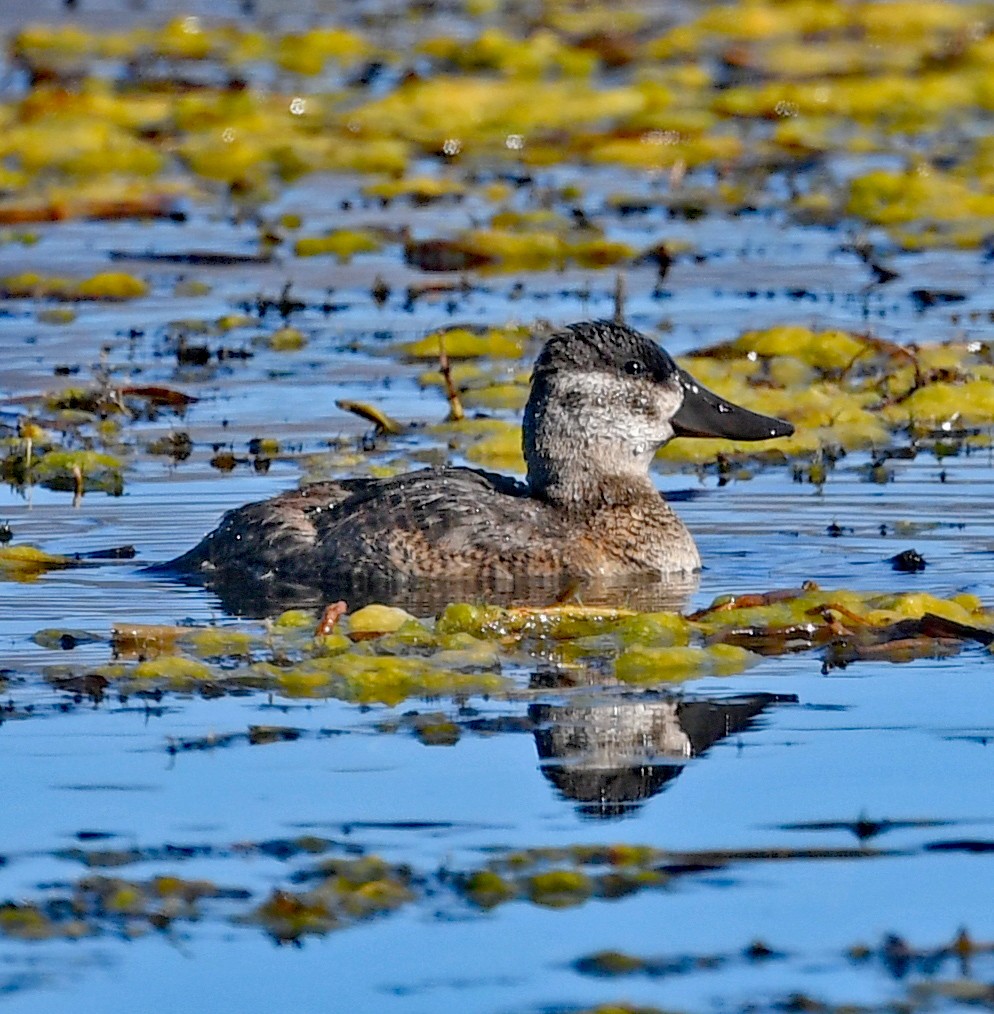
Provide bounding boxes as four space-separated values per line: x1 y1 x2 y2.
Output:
164 320 793 611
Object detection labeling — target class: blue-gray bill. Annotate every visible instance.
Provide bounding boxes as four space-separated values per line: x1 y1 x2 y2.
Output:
672 369 794 441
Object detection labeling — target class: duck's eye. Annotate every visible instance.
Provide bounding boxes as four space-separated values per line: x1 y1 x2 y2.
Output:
623 359 644 377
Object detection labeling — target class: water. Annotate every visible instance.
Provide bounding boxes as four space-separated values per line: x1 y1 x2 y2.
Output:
3 3 994 1011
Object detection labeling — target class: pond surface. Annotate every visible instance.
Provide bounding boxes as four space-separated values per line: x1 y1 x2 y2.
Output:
3 3 994 1013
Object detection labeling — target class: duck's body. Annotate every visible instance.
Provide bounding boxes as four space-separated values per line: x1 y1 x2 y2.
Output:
167 321 792 609
170 463 699 587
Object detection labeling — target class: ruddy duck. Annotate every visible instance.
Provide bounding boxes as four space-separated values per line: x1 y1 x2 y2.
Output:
165 321 792 609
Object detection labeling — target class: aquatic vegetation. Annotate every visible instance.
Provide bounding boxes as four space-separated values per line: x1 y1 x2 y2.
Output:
258 653 508 707
362 176 466 203
398 325 529 360
0 829 950 949
434 226 636 272
32 449 124 490
293 229 383 261
0 872 250 941
0 270 147 301
267 325 307 351
34 583 990 712
244 855 415 942
658 327 994 465
274 27 370 75
5 4 994 1010
614 643 757 682
346 604 420 637
3 0 994 256
0 544 73 579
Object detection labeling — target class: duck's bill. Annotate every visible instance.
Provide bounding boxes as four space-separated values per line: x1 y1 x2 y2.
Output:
672 370 794 441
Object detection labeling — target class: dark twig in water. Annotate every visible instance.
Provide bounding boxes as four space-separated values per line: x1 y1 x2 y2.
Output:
613 273 626 324
438 332 465 422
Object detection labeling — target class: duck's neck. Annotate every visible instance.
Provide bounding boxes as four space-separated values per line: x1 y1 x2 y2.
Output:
523 374 661 509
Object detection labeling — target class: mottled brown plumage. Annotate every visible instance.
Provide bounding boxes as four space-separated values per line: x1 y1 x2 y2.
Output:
165 321 793 613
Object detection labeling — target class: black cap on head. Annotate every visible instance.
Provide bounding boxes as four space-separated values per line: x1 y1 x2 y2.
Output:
535 320 679 384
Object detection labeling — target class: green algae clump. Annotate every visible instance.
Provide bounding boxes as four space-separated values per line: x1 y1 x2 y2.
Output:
273 609 316 629
0 544 73 578
32 449 124 493
270 652 509 706
132 656 213 683
1 271 147 301
614 644 757 684
293 229 382 262
268 326 307 351
347 604 419 638
526 869 594 908
399 326 527 361
183 627 257 658
461 869 517 909
73 271 148 300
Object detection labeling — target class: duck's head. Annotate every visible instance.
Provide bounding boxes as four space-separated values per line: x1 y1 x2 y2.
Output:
523 320 793 504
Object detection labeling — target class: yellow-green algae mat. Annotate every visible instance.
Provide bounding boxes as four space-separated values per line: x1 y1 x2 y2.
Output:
7 320 990 502
7 3 994 249
397 323 994 476
4 823 993 1011
30 584 992 710
0 830 964 941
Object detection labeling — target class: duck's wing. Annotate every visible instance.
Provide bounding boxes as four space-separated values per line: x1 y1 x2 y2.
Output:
313 466 562 580
166 479 373 580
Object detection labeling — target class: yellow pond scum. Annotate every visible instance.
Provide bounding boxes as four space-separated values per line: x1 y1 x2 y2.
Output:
657 325 994 465
293 229 383 261
246 855 413 943
267 326 307 351
0 544 73 579
17 568 994 700
459 843 671 911
61 597 756 704
0 443 128 496
691 587 986 634
395 321 994 473
0 271 147 301
257 653 509 707
417 27 599 79
399 325 529 361
362 176 465 203
9 1 994 248
614 643 758 683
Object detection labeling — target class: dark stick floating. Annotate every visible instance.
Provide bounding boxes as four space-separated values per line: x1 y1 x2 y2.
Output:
162 321 793 612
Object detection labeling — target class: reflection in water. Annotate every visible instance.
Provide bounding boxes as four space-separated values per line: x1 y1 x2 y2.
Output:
161 566 701 617
531 689 794 819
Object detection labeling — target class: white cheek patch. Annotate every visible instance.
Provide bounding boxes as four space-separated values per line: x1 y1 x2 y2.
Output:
559 371 682 450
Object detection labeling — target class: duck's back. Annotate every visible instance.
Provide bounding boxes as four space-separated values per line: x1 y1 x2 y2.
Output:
169 466 562 588
312 466 561 582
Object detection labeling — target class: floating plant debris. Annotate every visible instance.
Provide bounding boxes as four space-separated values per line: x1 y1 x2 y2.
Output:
14 585 988 715
5 4 994 1012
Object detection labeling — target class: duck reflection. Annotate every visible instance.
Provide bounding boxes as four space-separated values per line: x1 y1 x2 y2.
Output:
164 565 701 619
530 684 793 819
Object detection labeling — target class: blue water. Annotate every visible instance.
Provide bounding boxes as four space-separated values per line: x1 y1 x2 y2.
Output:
2 15 994 1006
